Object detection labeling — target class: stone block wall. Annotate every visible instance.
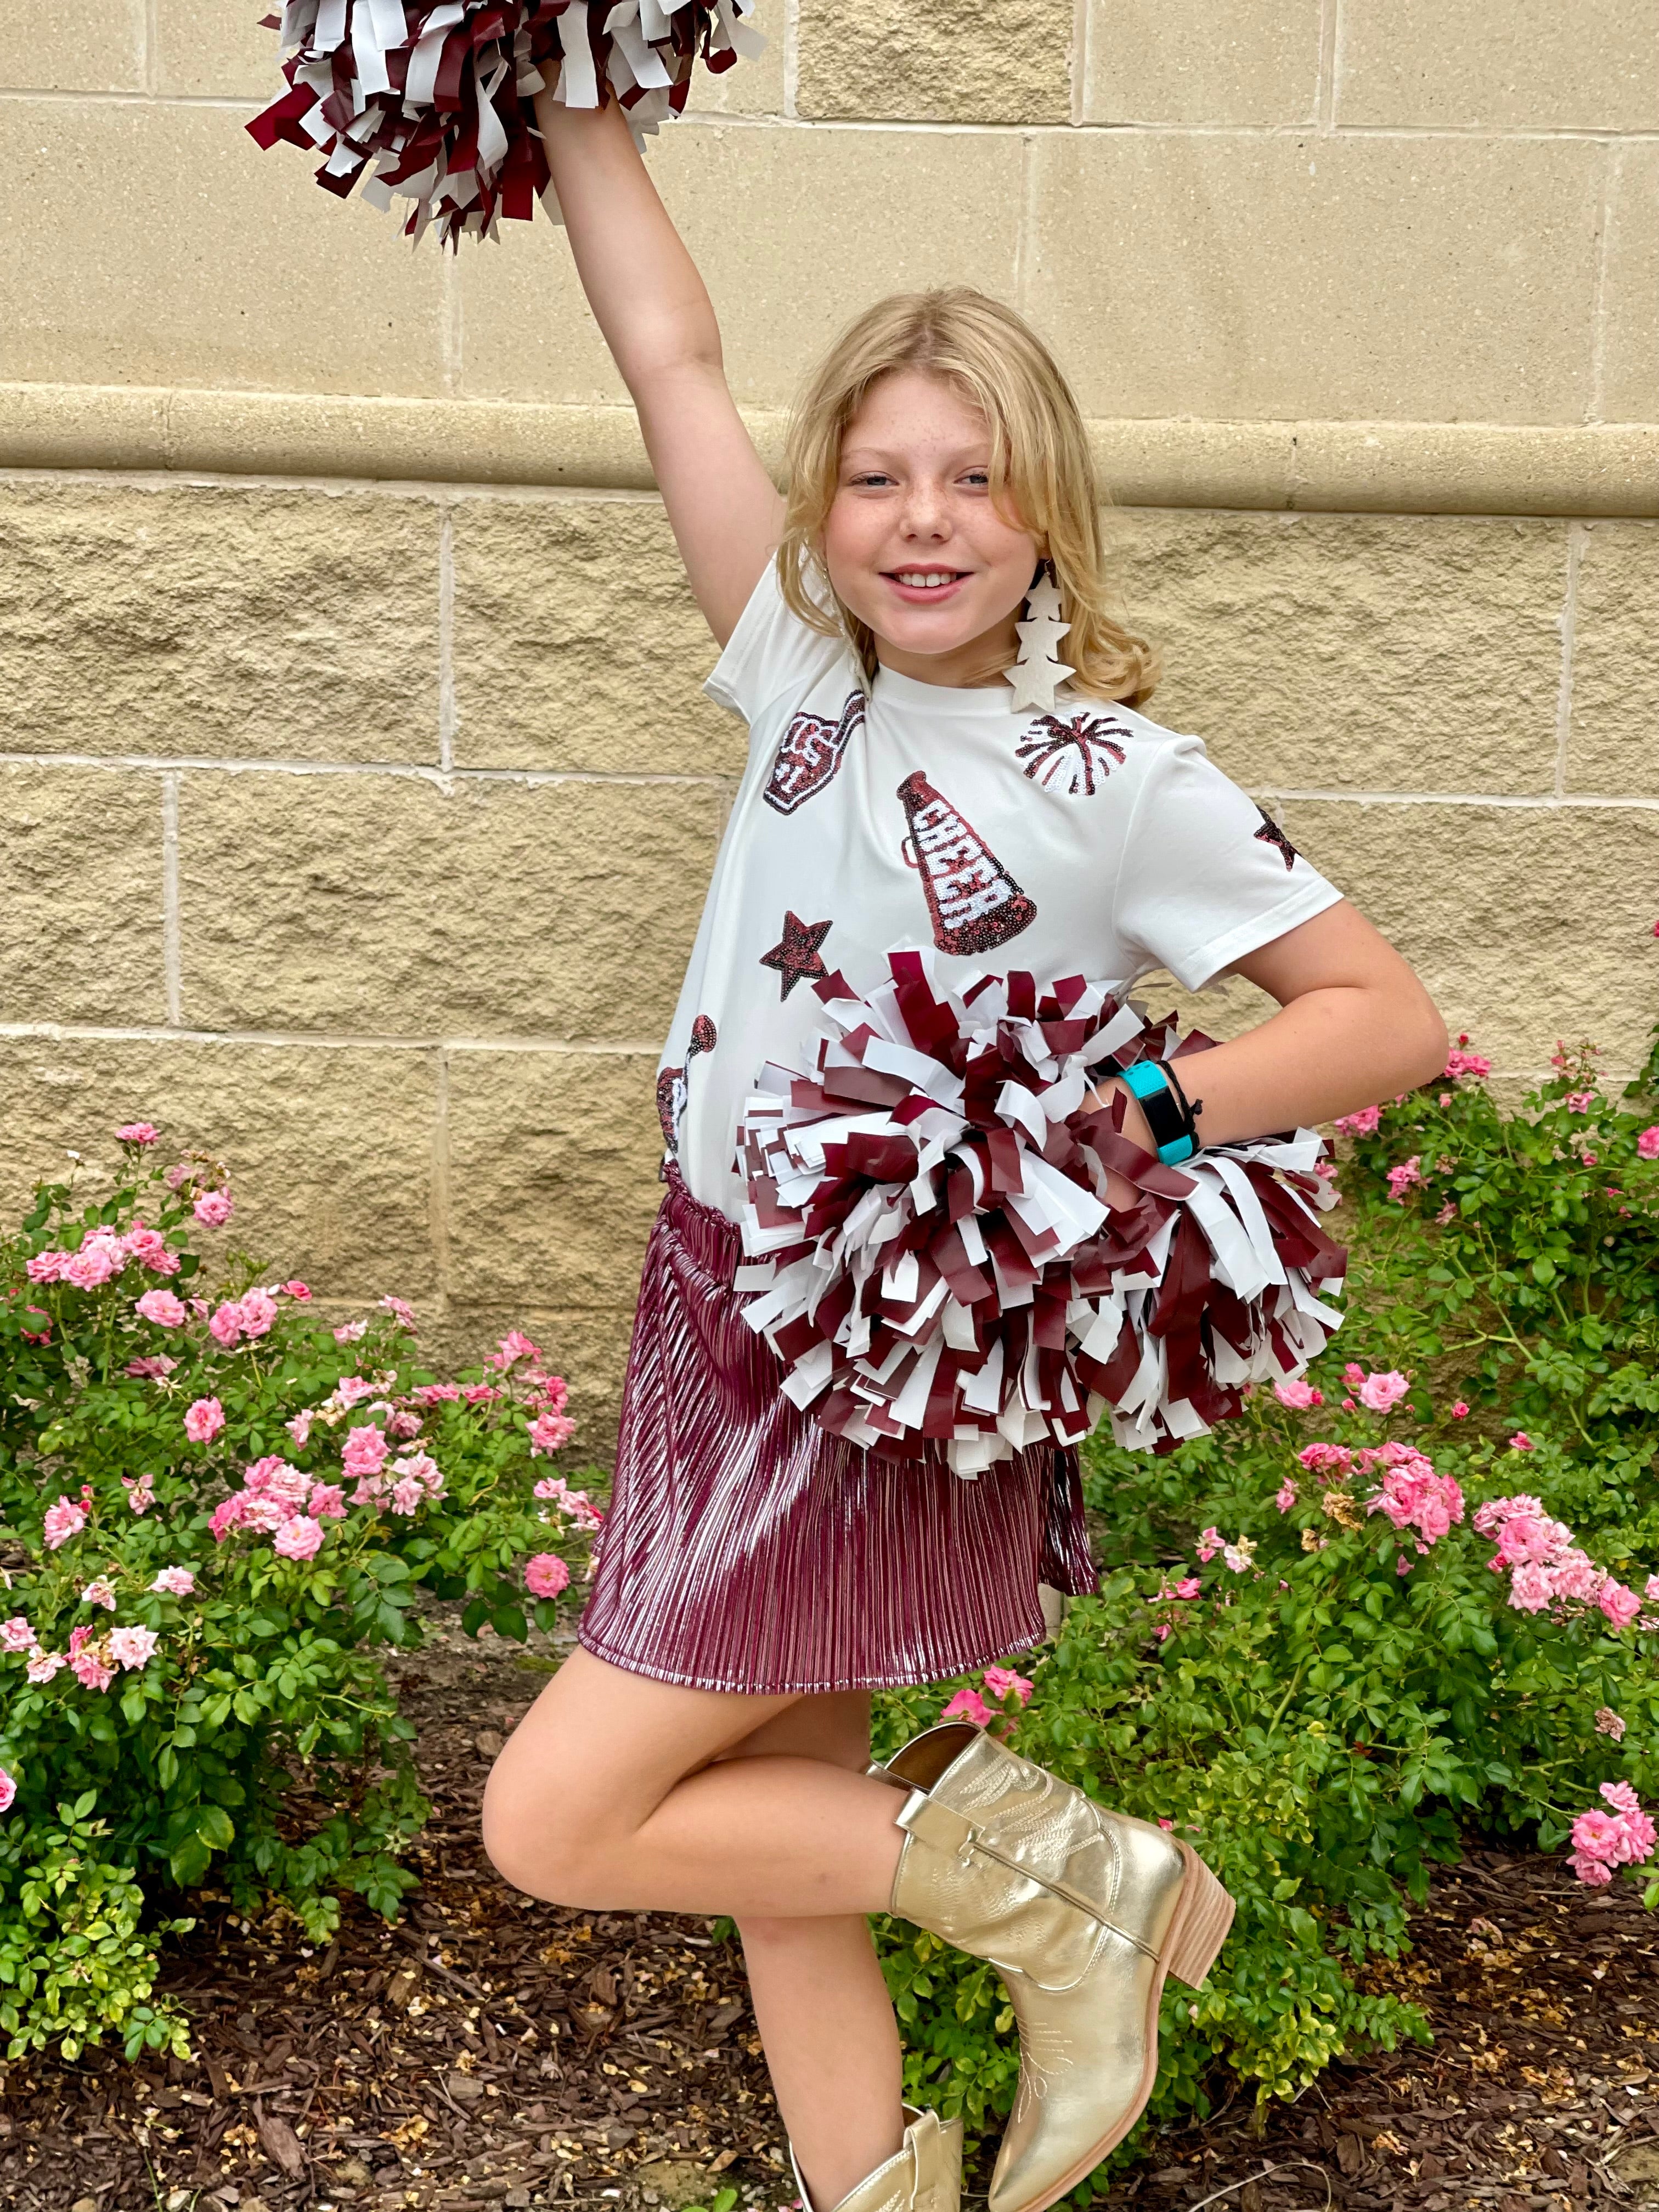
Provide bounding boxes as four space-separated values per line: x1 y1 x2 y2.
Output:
1 3 1654 1443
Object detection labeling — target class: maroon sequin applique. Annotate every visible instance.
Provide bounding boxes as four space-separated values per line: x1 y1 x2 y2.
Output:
1254 807 1299 871
760 913 833 1000
657 1014 718 1157
1015 710 1128 797
897 771 1037 957
764 690 866 814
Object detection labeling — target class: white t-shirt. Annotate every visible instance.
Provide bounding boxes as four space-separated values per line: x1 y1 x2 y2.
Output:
657 563 1344 1218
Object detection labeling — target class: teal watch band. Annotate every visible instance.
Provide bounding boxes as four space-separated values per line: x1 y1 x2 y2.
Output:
1119 1058 1199 1164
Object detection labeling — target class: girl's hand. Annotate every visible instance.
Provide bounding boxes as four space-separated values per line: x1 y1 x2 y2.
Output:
1087 1078 1159 1212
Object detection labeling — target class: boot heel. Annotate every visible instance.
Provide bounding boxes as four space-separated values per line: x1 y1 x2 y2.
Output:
1163 1844 1235 1989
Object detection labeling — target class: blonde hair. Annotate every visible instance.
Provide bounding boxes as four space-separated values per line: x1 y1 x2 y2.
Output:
777 287 1159 708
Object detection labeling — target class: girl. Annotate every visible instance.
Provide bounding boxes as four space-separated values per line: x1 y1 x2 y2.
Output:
482 91 1448 2212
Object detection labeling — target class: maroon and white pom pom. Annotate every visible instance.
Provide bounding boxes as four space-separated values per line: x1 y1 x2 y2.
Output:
248 1 764 247
733 950 1347 1472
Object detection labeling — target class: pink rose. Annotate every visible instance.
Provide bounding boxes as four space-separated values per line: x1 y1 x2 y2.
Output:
273 1515 325 1561
26 1649 65 1685
64 1238 122 1289
123 1225 178 1274
387 1408 424 1441
1508 1432 1534 1452
1274 1479 1298 1513
184 1397 225 1444
1273 1379 1323 1411
528 1410 578 1456
0 1768 14 1813
307 1481 347 1520
982 1666 1034 1707
1451 1400 1470 1419
42 1496 87 1549
342 1425 389 1479
1507 1563 1554 1613
136 1288 188 1328
380 1295 418 1330
524 1552 572 1599
389 1477 425 1515
26 1249 69 1282
1386 1155 1424 1203
1570 1809 1624 1864
336 1376 376 1408
70 1650 115 1693
1637 1127 1659 1161
1 1618 34 1652
284 1279 313 1300
1595 1708 1626 1741
1357 1369 1410 1414
413 1383 461 1406
238 1288 278 1341
1565 1090 1595 1114
109 1625 159 1671
334 1319 368 1344
1334 1105 1383 1138
286 1409 314 1447
115 1122 159 1146
1443 1049 1491 1081
208 1301 244 1349
194 1190 234 1227
462 1383 499 1404
242 1454 287 1492
150 1567 196 1597
1195 1526 1222 1562
1172 1576 1201 1600
81 1578 117 1611
1597 1579 1642 1631
488 1330 543 1373
1570 1851 1614 1887
940 1687 992 1728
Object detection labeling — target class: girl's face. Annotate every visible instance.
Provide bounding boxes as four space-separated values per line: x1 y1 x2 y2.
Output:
820 369 1041 688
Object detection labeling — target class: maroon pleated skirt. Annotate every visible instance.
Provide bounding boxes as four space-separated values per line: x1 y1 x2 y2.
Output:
578 1169 1099 1695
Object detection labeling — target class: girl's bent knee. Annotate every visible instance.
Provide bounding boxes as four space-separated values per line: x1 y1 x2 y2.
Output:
481 1759 610 1905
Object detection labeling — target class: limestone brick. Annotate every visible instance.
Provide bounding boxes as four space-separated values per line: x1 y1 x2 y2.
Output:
1 766 166 1026
0 1039 441 1297
1601 146 1659 426
450 496 742 774
1027 134 1601 425
444 1049 663 1308
1272 800 1659 1075
458 118 1024 408
0 102 446 396
155 0 276 97
1565 525 1659 798
1336 1 1659 130
796 0 1071 123
0 481 439 763
176 771 724 1038
1102 511 1566 797
1084 1 1321 126
0 1 143 91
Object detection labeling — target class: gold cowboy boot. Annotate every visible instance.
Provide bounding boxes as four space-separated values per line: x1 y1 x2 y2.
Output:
871 1724 1234 2212
790 2104 963 2212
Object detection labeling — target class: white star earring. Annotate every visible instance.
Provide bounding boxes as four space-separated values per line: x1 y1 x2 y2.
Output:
1004 560 1075 712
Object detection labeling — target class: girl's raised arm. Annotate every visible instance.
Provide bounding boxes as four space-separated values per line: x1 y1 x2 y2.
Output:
533 94 784 644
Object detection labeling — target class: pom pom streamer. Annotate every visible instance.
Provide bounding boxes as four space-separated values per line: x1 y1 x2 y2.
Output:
733 951 1347 1472
247 0 764 247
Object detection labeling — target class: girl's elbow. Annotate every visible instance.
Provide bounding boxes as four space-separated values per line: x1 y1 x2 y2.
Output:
1402 988 1449 1089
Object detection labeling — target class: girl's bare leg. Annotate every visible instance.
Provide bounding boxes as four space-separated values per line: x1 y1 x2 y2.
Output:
719 1693 906 2212
481 1647 905 1916
482 1655 910 2210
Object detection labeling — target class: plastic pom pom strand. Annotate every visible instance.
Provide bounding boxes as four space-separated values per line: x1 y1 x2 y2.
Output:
733 950 1347 1472
247 0 764 249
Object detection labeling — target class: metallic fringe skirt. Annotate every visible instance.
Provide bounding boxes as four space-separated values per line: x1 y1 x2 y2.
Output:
578 1170 1099 1696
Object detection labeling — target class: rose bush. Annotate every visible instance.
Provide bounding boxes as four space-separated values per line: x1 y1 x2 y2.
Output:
870 973 1659 2185
0 1131 603 2061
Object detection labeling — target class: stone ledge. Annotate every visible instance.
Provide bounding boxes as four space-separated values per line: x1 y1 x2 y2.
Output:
2 382 1657 517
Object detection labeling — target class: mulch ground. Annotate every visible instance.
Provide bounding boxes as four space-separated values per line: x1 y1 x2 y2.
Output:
2 1608 1655 2212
